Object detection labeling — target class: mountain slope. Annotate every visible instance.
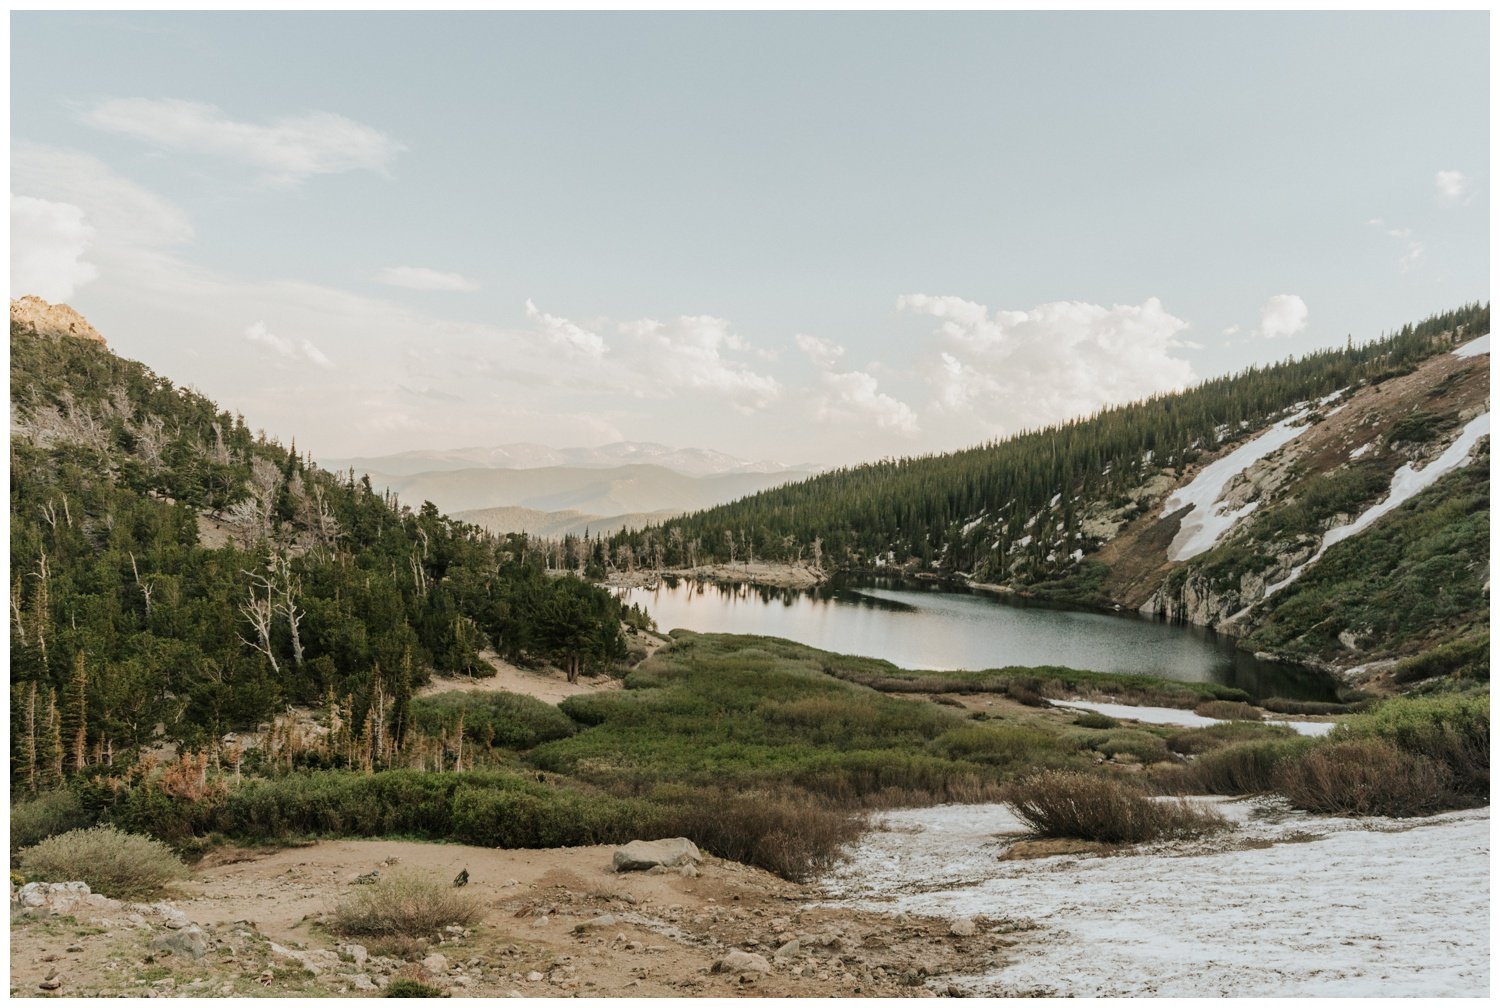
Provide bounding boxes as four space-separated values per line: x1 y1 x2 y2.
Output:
343 464 812 518
607 304 1490 684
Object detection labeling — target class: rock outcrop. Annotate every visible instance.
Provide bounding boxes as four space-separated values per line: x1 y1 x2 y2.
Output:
611 838 702 872
10 296 106 346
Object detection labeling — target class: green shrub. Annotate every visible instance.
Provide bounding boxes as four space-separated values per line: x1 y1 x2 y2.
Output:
1260 697 1356 716
1274 738 1457 817
10 790 93 849
386 978 447 998
1004 771 1228 844
1068 728 1170 764
409 690 576 750
19 826 187 898
1169 737 1314 795
1332 692 1488 796
330 871 484 937
1073 711 1119 729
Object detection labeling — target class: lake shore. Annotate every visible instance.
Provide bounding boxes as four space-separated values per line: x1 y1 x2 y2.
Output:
603 561 830 591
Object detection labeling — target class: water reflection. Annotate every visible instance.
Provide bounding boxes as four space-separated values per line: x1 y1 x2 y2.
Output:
618 575 1336 701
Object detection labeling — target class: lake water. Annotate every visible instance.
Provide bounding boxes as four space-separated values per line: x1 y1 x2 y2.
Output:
617 576 1336 701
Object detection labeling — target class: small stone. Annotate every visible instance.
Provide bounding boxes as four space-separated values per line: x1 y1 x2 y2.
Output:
713 949 772 975
65 945 83 953
573 913 618 933
421 953 449 975
949 916 977 937
774 939 801 960
527 971 545 982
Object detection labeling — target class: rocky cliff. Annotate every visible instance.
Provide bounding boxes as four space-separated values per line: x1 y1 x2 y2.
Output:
10 295 107 346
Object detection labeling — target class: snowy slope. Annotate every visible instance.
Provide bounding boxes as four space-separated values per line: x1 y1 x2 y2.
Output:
820 801 1489 997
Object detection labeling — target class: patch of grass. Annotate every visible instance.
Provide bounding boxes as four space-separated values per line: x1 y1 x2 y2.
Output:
928 724 1071 768
330 871 484 938
1072 711 1119 729
386 977 447 997
19 826 187 899
1391 632 1490 685
1165 721 1296 757
1193 700 1262 721
1066 727 1170 764
10 789 93 849
409 690 577 750
1004 771 1229 844
1273 738 1457 817
1260 697 1356 716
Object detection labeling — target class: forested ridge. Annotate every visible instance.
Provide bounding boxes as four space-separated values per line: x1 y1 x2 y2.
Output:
9 318 643 789
607 304 1489 588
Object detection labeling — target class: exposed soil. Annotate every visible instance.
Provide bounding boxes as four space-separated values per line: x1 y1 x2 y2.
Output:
12 836 1005 998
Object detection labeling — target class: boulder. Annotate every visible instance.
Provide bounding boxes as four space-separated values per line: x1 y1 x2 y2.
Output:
611 838 702 873
150 925 209 960
713 949 772 975
421 952 449 975
948 916 977 937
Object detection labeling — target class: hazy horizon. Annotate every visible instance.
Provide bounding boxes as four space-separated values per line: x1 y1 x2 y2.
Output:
10 11 1489 467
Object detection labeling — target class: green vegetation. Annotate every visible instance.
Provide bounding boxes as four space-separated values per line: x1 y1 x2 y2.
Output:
408 690 577 751
18 825 187 898
10 320 631 789
330 871 484 937
1391 632 1490 685
1273 738 1457 817
386 978 448 998
1005 771 1229 844
10 788 92 849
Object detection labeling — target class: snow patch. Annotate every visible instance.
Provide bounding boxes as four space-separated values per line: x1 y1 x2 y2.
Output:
820 801 1489 997
1163 410 1311 561
1349 442 1372 459
1060 699 1335 737
1453 333 1490 358
1266 412 1490 597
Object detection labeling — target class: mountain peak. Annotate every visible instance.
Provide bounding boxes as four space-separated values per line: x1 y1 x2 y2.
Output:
10 296 107 347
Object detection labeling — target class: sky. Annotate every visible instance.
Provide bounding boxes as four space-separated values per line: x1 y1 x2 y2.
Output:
9 11 1490 467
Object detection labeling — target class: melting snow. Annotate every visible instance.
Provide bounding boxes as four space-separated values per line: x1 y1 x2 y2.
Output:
961 515 986 536
1163 410 1312 561
1060 699 1335 737
1349 442 1372 459
1266 412 1490 597
820 801 1489 997
1453 333 1490 358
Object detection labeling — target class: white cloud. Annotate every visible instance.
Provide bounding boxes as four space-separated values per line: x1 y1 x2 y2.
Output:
1255 294 1309 340
795 332 845 369
13 143 193 250
79 98 403 186
10 196 99 301
524 299 608 359
1366 218 1425 273
244 322 335 370
899 294 1197 437
1399 241 1425 273
1435 169 1471 205
375 266 479 292
300 339 335 370
619 314 781 412
244 321 295 358
816 369 919 434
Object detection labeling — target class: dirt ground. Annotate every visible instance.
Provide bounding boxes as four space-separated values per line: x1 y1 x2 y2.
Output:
10 834 1014 998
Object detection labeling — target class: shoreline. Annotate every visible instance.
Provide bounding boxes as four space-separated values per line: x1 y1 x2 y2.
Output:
602 561 830 591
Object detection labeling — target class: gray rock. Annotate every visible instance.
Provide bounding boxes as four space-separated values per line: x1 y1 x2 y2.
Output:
150 925 209 960
421 953 449 975
611 838 702 872
774 939 800 960
341 943 369 967
573 913 618 933
349 974 377 991
948 916 977 937
713 949 772 975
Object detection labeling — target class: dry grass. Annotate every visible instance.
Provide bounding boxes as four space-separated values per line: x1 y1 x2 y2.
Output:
19 825 188 899
1193 700 1262 721
1005 770 1229 844
653 788 867 882
1273 738 1457 817
330 871 485 938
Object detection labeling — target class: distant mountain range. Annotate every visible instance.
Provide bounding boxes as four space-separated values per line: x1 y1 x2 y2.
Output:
324 441 816 478
319 444 821 536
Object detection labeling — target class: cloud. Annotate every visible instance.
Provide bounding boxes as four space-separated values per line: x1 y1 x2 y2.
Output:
79 98 403 186
1366 218 1425 273
619 314 781 412
244 322 334 369
1255 294 1308 340
1435 169 1471 205
13 143 193 249
524 299 608 359
816 369 919 434
795 332 845 369
375 266 479 292
11 195 100 301
898 294 1196 437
